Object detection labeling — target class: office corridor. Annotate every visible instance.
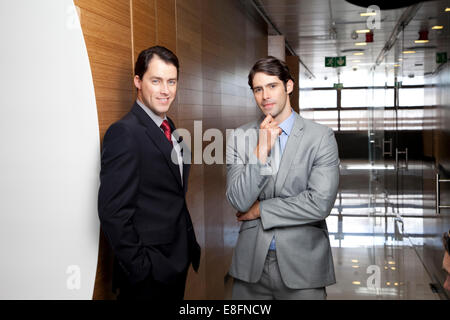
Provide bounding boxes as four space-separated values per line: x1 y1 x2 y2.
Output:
1 0 449 300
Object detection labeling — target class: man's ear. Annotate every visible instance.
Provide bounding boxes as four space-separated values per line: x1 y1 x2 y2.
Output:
133 75 141 90
286 79 294 95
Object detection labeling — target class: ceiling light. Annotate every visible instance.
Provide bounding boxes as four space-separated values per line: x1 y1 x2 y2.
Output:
352 60 361 62
352 281 361 285
354 52 364 56
352 265 360 268
360 12 376 17
391 267 396 270
386 282 391 286
356 29 371 33
445 8 450 12
432 25 444 30
415 30 429 44
403 50 416 54
394 64 400 67
355 42 367 46
394 282 399 286
398 58 403 61
351 259 359 263
388 261 395 265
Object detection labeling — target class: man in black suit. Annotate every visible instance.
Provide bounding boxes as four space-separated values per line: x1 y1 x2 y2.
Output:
98 46 200 300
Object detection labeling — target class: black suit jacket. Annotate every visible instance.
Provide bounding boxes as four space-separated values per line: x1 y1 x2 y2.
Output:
98 103 200 290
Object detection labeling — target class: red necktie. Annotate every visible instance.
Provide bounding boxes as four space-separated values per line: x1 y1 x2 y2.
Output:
160 120 172 145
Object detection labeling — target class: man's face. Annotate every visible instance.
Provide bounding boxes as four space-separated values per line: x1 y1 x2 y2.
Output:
134 56 178 117
443 250 450 291
251 72 293 119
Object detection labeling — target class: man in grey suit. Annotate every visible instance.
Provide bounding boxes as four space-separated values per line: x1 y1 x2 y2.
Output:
226 56 339 299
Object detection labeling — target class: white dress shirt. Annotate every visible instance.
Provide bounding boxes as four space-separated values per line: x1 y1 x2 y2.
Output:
136 99 184 185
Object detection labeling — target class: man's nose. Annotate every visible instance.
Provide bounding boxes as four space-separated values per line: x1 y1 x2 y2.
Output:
161 82 169 94
263 89 270 100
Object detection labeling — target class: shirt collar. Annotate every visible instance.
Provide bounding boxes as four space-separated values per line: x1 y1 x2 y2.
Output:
136 99 167 128
278 109 296 136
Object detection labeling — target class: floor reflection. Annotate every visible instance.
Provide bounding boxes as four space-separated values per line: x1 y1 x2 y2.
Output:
326 160 444 300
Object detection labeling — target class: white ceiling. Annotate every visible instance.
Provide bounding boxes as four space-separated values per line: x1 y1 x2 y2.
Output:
255 0 450 87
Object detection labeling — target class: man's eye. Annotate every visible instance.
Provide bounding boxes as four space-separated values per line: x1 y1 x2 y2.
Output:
254 88 261 93
270 84 276 88
168 80 177 85
152 79 160 84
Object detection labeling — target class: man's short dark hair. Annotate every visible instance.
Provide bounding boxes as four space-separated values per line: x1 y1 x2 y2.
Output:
248 56 294 90
134 46 179 79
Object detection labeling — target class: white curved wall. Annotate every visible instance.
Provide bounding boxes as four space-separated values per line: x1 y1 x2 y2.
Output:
0 0 100 299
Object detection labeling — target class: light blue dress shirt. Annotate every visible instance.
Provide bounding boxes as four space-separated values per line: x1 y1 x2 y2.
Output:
268 109 296 251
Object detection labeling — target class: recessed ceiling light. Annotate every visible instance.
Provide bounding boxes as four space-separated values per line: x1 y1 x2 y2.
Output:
355 42 367 46
360 12 376 17
354 52 364 56
352 281 361 285
356 29 371 33
352 265 360 268
351 259 359 263
414 39 429 44
432 25 444 30
403 50 416 54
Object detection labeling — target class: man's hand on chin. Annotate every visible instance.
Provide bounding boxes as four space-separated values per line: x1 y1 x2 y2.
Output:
236 200 260 221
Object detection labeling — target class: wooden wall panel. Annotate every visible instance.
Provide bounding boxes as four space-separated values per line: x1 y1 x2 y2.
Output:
132 0 156 62
76 0 176 299
75 0 133 300
75 5 133 140
156 0 177 53
176 0 206 300
286 55 299 113
177 0 267 300
75 0 131 27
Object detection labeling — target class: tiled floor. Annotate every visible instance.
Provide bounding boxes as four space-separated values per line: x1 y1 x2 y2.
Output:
327 159 445 299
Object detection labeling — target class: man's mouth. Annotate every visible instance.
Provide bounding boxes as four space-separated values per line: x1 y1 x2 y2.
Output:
263 102 275 109
158 97 170 103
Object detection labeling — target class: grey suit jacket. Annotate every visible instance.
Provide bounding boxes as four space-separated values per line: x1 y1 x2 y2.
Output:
226 112 339 289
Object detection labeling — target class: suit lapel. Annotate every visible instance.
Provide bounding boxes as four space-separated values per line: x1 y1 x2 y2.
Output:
274 113 305 195
131 104 183 188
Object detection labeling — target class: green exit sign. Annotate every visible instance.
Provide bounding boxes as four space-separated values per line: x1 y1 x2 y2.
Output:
333 83 344 89
436 52 447 64
325 56 346 68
